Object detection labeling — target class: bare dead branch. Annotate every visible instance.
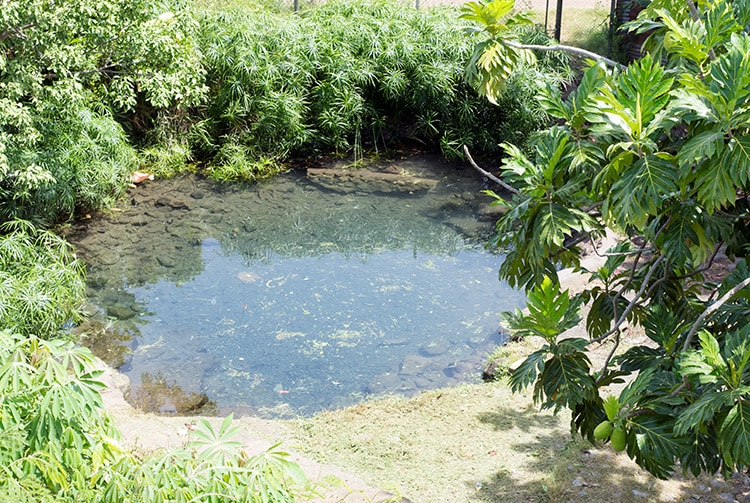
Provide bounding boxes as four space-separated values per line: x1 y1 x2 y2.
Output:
463 145 523 196
0 22 36 41
589 254 667 345
681 276 750 351
503 40 626 70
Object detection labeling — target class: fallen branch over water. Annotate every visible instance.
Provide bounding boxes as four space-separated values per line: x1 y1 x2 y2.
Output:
462 145 521 196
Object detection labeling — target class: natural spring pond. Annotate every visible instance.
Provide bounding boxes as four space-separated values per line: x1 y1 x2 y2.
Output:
67 155 525 418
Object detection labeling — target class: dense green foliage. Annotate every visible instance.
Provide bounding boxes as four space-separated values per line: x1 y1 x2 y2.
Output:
0 330 311 502
194 0 570 181
2 0 568 213
466 0 750 479
0 220 85 337
0 0 573 498
0 0 205 224
0 219 311 502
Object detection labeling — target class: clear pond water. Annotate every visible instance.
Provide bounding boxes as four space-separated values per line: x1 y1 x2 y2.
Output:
68 155 525 418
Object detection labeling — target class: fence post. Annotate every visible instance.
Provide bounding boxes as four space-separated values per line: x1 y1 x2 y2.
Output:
554 0 563 41
294 0 298 12
608 0 617 57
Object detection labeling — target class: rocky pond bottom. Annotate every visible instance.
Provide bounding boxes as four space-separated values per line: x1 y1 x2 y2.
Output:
66 154 526 418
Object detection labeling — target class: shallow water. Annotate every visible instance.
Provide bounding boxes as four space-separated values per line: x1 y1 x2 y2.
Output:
67 155 524 417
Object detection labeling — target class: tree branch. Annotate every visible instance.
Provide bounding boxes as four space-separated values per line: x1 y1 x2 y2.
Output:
503 40 625 70
0 22 36 42
589 254 666 345
596 331 621 386
463 145 523 196
681 276 750 351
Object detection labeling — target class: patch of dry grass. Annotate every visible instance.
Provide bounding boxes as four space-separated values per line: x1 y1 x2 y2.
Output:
292 383 569 502
288 368 746 503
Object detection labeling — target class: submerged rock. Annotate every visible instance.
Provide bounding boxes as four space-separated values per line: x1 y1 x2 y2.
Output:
107 303 137 320
366 372 403 394
419 336 450 356
236 271 261 283
307 165 439 194
399 354 436 375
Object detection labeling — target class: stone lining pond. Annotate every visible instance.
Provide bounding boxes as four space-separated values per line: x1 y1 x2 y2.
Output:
67 154 525 418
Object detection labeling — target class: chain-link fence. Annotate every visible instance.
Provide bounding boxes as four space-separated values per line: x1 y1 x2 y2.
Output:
522 0 613 48
281 0 621 56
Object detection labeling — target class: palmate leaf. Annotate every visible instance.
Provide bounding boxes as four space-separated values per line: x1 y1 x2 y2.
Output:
539 63 607 130
657 202 711 268
509 348 547 393
695 157 738 213
722 328 750 388
717 261 750 301
572 397 606 443
606 153 679 228
0 360 35 394
502 276 581 342
707 33 750 121
537 340 594 411
497 247 559 290
459 0 515 33
568 62 608 129
677 129 725 171
603 395 620 422
534 204 593 249
618 367 656 407
595 54 673 141
537 82 570 121
585 290 632 339
735 0 750 29
630 413 687 479
719 399 750 466
724 135 750 186
705 0 742 51
498 141 537 181
679 331 724 385
669 86 716 123
534 125 573 183
466 39 535 104
681 427 721 477
616 345 668 372
675 388 738 436
641 304 688 353
188 414 243 464
657 8 708 64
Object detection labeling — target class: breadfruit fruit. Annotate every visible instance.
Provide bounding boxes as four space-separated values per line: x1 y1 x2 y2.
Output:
611 427 626 451
594 420 613 440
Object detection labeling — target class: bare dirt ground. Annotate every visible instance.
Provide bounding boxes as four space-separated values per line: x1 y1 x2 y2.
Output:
101 230 750 503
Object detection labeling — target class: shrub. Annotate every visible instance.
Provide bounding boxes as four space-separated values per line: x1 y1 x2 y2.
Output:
0 0 206 223
465 0 750 478
0 220 85 337
0 331 119 501
1 99 138 224
0 329 314 502
194 0 569 175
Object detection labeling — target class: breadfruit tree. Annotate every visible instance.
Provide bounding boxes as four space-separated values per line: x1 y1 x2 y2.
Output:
463 0 750 478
